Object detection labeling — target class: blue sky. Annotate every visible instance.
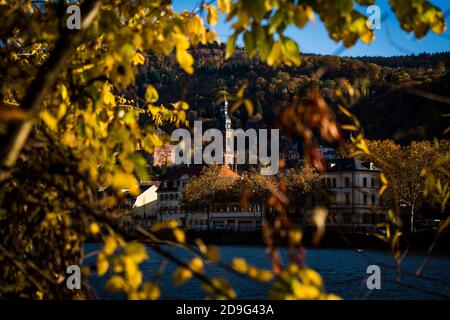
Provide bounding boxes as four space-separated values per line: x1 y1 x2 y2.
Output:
173 0 450 57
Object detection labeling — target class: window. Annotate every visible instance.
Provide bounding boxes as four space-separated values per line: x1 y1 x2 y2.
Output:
345 177 350 187
371 194 376 205
345 193 350 205
332 178 336 188
363 193 368 205
363 177 367 188
344 213 352 224
371 177 375 188
363 213 370 224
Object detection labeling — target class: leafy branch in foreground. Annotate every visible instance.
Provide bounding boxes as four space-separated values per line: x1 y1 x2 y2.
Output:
0 0 447 299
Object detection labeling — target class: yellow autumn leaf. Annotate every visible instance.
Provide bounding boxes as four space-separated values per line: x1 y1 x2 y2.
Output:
379 184 388 197
139 283 160 300
186 15 203 35
322 294 342 300
97 252 109 276
288 228 303 245
105 275 125 292
243 99 253 116
232 257 248 273
195 238 207 254
40 111 58 131
380 172 388 185
103 235 117 255
188 257 204 273
256 269 273 282
110 171 139 196
173 228 186 244
291 279 320 299
206 5 219 26
225 34 236 59
176 49 194 74
305 6 315 22
267 41 282 66
101 83 116 105
145 85 159 103
57 103 67 120
205 245 220 263
280 38 300 66
131 52 145 65
123 256 138 277
357 139 370 154
341 124 358 131
174 33 190 51
173 267 193 286
124 242 148 263
298 268 323 288
248 266 258 278
174 101 189 110
338 105 353 118
128 270 143 289
89 222 100 234
59 84 68 101
218 0 231 14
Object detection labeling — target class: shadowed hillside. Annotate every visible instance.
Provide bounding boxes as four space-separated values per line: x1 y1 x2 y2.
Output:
135 45 450 143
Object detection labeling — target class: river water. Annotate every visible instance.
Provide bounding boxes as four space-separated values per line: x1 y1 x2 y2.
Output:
84 244 450 300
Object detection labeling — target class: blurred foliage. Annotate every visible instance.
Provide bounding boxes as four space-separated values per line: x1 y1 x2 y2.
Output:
0 0 447 300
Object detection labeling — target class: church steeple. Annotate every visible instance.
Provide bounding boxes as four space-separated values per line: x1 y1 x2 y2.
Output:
222 93 236 172
223 93 231 130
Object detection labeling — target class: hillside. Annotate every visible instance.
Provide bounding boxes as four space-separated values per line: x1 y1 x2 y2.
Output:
135 45 450 143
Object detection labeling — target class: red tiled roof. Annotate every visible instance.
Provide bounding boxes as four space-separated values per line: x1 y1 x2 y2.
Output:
218 165 240 178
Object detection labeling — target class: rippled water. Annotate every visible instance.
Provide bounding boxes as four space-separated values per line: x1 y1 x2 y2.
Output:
84 244 450 300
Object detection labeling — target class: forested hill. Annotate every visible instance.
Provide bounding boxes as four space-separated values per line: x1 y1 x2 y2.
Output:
351 52 450 69
135 45 450 143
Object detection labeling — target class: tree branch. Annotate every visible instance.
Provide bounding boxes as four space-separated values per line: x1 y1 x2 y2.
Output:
0 0 102 182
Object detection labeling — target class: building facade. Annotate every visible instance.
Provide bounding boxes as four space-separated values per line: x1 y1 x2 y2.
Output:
132 182 160 228
320 158 386 229
156 166 204 226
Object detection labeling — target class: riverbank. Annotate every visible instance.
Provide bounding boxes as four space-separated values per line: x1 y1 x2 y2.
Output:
90 229 450 254
182 230 450 254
